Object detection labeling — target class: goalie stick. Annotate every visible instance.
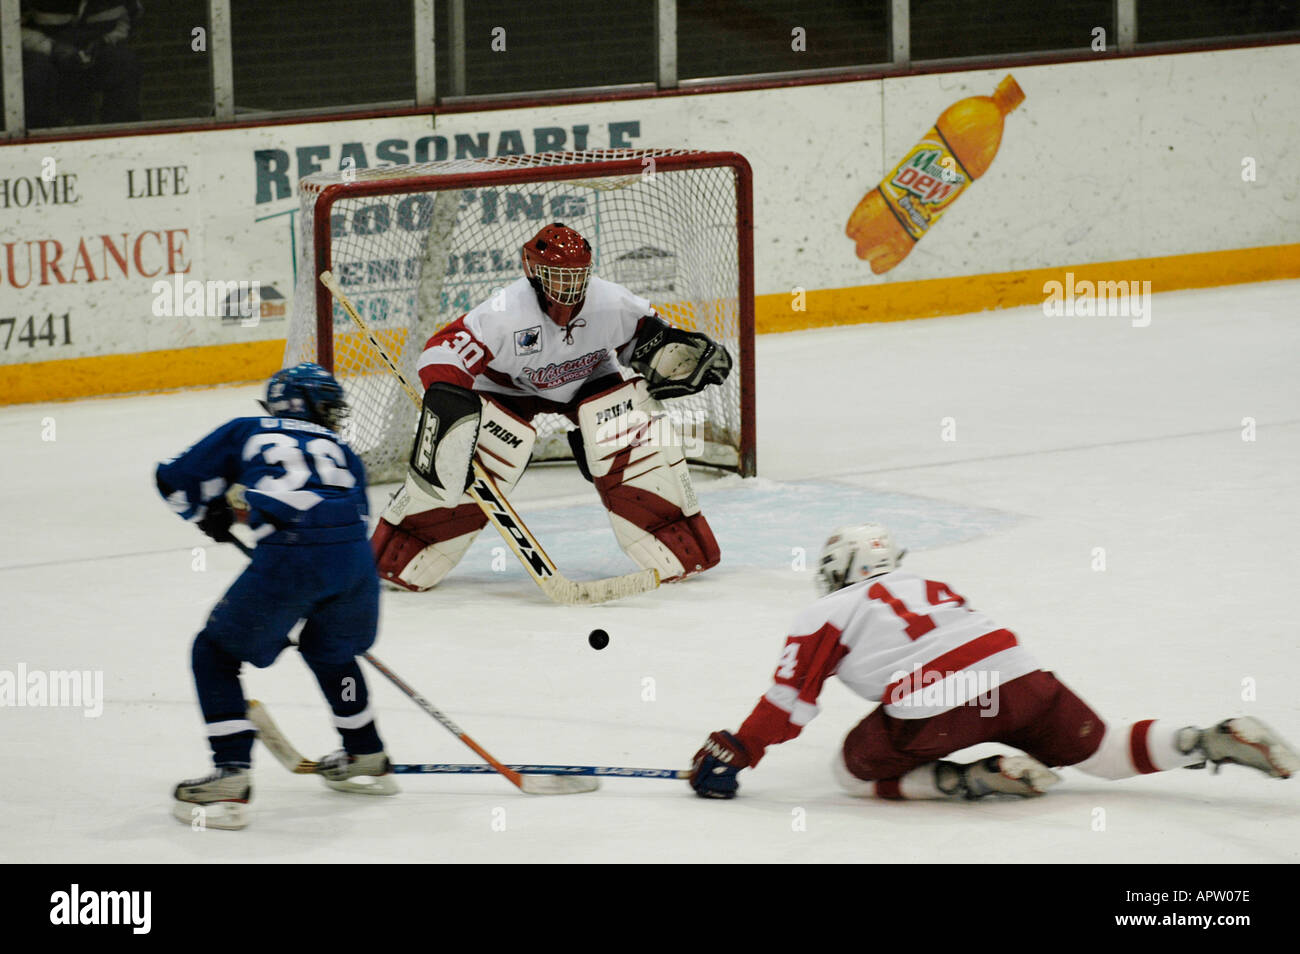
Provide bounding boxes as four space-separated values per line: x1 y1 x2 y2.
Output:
318 269 659 606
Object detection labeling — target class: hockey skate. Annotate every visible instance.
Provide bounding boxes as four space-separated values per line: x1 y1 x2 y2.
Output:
938 755 1061 800
1179 717 1298 779
317 749 399 795
172 766 251 830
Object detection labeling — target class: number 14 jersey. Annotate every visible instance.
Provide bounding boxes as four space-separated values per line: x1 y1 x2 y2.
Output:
737 570 1041 753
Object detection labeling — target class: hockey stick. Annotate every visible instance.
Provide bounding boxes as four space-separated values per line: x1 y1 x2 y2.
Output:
393 763 689 779
318 269 659 606
247 700 316 774
246 696 595 795
230 539 595 795
359 651 597 795
249 705 680 780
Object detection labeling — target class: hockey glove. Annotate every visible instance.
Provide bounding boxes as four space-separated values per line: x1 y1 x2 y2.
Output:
628 318 733 400
197 497 235 543
689 730 754 799
649 337 731 400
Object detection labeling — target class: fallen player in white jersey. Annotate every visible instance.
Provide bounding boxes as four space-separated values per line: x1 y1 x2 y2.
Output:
689 523 1298 801
371 222 729 592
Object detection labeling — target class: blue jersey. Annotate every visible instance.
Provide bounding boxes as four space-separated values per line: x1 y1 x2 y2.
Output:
157 416 369 543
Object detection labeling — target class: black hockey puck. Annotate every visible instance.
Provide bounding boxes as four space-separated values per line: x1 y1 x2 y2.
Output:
588 628 610 650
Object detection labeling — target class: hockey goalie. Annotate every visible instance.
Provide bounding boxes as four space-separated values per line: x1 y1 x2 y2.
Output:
371 222 731 591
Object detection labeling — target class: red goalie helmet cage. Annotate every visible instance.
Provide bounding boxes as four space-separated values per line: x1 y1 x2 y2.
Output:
284 150 755 484
522 223 594 327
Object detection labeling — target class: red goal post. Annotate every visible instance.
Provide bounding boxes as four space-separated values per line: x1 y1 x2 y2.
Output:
285 149 756 483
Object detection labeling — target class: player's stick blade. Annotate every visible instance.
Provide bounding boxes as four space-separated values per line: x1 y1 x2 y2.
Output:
518 774 601 795
247 699 319 774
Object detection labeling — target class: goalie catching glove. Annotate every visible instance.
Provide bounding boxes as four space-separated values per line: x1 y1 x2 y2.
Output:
627 316 732 400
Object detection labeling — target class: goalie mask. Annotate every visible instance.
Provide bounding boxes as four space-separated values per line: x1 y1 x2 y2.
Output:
815 523 905 596
264 362 349 431
522 222 592 328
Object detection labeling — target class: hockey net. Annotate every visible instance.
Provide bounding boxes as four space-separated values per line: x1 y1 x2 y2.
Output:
284 149 755 484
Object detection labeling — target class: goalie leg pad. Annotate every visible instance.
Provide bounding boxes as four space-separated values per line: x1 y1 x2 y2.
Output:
577 378 720 581
371 489 486 592
373 398 535 591
599 486 720 581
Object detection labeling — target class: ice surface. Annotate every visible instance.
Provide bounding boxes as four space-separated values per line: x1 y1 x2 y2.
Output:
2 280 1297 862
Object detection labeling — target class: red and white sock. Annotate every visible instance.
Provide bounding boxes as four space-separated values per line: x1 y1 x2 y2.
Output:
1073 719 1202 779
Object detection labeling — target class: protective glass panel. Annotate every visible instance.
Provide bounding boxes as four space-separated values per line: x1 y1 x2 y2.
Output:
911 0 1114 60
231 0 414 112
1138 0 1300 42
436 0 655 96
678 0 889 79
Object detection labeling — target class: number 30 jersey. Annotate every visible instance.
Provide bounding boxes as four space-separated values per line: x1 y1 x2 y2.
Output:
735 571 1041 760
156 416 369 542
415 276 655 409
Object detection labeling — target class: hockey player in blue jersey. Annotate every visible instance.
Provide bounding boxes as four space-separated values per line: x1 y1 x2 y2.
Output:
157 363 395 829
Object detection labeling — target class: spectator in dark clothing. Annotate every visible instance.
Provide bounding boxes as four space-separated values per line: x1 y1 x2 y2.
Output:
22 0 144 128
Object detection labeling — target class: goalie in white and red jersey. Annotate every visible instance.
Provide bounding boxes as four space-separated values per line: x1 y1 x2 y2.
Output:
689 523 1298 801
371 222 730 591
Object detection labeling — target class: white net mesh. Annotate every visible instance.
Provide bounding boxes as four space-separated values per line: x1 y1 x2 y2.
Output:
285 150 749 484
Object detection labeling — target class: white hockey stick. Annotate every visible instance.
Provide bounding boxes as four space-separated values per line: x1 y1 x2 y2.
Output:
319 269 659 606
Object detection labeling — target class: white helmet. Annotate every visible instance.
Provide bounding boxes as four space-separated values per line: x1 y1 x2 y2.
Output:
815 523 905 595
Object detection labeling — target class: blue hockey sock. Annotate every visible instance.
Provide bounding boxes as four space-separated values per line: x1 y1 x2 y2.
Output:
306 658 383 755
192 631 254 768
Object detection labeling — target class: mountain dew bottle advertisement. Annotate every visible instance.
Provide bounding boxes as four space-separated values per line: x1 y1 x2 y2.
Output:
847 75 1026 274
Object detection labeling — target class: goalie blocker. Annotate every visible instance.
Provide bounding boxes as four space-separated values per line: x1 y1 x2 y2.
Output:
373 376 720 589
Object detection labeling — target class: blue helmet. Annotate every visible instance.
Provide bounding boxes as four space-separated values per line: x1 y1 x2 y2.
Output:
264 363 348 430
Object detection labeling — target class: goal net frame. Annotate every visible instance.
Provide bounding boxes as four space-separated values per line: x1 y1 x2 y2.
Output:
292 149 756 481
